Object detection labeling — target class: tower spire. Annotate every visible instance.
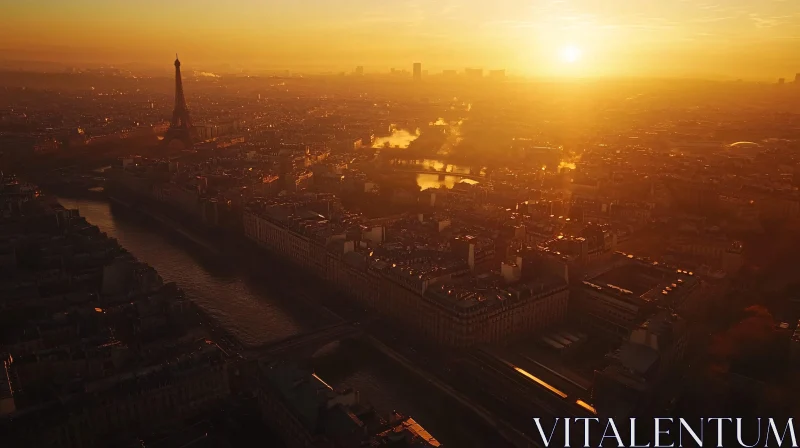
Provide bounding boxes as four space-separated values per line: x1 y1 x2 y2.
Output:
162 55 193 149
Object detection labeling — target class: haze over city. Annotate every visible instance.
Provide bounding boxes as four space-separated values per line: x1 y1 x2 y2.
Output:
2 1 800 447
2 0 800 79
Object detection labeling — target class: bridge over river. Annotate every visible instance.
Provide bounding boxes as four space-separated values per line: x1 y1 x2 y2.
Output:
382 158 488 181
244 320 367 360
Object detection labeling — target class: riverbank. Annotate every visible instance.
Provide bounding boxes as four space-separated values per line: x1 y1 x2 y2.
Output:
57 197 511 447
107 195 222 256
105 193 533 448
105 194 348 328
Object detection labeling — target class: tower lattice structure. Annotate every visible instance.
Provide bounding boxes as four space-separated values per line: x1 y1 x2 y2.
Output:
162 55 194 148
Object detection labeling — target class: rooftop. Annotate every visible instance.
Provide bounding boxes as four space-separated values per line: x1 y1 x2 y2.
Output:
590 264 664 297
371 413 442 447
259 361 359 435
426 275 567 312
584 258 698 307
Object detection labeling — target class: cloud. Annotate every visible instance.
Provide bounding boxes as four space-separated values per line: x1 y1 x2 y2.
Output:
479 20 537 29
440 0 461 17
750 13 779 28
691 15 737 23
749 13 799 29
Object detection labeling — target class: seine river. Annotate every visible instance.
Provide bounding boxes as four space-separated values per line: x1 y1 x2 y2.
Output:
57 197 508 448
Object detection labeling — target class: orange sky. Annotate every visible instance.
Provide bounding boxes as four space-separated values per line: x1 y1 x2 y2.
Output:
1 0 798 79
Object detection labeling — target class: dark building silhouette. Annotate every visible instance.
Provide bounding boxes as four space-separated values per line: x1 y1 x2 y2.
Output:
413 62 422 81
355 66 364 76
162 55 194 149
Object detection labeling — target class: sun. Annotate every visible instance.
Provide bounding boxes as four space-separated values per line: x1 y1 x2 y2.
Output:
560 45 583 63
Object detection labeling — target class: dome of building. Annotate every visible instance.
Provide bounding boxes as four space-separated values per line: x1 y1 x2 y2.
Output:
727 141 760 149
725 141 761 159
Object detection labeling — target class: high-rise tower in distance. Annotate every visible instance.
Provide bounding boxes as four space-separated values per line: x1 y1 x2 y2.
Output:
413 62 422 81
355 66 364 76
795 73 800 84
162 55 194 149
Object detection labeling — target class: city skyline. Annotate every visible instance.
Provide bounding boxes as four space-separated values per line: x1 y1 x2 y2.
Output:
2 0 800 80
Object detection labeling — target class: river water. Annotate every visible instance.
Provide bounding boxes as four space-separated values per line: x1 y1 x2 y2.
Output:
416 173 481 190
58 197 506 448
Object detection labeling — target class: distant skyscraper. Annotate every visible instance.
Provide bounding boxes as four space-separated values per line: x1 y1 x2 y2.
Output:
413 62 422 81
778 78 785 85
795 73 800 84
355 66 364 76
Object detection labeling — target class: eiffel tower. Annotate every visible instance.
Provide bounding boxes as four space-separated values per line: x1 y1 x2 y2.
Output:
162 55 194 149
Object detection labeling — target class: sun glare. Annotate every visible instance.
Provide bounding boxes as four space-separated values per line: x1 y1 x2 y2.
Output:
560 45 582 63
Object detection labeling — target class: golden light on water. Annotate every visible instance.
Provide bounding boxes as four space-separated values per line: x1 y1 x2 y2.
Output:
416 174 460 190
371 128 420 149
558 161 577 171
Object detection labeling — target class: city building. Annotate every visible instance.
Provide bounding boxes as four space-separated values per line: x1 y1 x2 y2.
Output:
451 235 495 272
418 276 569 346
0 181 232 448
243 198 569 347
576 255 699 339
592 311 688 417
413 63 422 81
194 119 243 140
257 361 441 447
3 343 230 447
